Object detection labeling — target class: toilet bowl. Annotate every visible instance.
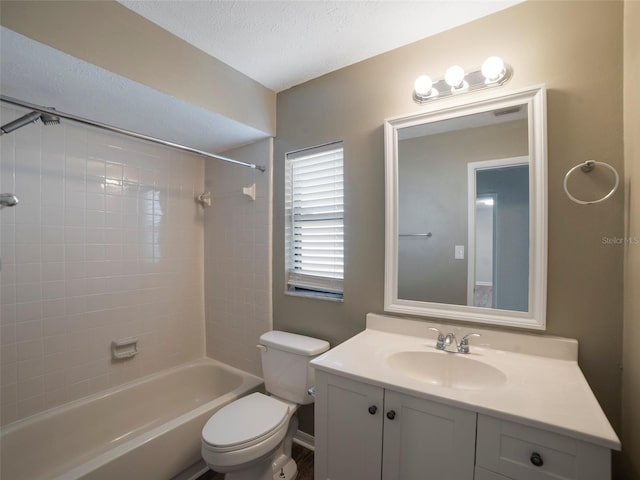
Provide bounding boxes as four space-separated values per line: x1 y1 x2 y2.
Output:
201 392 298 479
201 331 329 480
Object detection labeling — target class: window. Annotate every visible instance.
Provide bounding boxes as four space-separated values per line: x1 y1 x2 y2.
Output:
285 142 344 299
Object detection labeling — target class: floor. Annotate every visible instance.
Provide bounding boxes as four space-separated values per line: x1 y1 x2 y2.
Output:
197 444 314 480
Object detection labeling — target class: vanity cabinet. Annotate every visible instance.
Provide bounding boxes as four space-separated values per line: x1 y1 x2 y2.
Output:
314 371 612 480
314 371 476 480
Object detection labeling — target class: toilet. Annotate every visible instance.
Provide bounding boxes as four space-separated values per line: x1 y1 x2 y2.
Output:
201 331 330 480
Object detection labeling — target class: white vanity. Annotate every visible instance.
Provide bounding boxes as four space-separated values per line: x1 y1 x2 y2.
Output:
311 314 621 480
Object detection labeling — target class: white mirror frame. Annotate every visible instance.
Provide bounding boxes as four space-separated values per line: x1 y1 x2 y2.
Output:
384 85 547 330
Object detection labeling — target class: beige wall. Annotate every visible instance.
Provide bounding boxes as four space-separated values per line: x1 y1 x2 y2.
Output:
0 0 276 136
274 0 624 440
398 120 528 305
204 139 273 377
622 0 640 477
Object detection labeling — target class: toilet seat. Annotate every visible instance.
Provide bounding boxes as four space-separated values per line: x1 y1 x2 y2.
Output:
202 393 290 452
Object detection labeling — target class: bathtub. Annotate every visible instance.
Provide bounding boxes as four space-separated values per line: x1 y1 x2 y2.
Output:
0 358 263 480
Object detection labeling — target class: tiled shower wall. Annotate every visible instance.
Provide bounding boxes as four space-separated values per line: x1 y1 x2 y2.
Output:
0 106 205 425
204 139 272 377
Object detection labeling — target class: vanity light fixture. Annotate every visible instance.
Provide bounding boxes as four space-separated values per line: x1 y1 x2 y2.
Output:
413 56 512 104
413 75 438 99
444 65 468 92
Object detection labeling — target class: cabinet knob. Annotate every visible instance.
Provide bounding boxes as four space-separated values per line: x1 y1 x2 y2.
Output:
530 452 544 467
386 410 396 420
368 405 377 415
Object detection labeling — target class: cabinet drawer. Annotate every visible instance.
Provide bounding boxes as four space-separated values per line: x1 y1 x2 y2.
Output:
475 466 512 480
476 415 610 480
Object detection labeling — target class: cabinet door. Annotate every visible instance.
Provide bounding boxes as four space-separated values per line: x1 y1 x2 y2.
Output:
314 371 384 480
382 390 476 480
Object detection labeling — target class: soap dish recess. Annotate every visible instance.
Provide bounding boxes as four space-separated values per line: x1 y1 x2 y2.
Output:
111 337 138 359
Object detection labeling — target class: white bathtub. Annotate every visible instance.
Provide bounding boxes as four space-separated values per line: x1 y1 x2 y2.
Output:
0 358 263 480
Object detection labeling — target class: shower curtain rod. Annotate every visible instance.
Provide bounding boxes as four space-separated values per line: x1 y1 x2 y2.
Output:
0 95 266 172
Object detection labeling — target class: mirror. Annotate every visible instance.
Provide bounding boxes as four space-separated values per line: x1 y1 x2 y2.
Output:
384 86 547 329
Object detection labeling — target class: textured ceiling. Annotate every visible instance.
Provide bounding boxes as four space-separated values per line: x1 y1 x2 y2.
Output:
1 1 525 157
118 0 525 92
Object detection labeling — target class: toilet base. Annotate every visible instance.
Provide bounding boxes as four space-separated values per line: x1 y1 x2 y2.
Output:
222 453 297 480
271 454 297 480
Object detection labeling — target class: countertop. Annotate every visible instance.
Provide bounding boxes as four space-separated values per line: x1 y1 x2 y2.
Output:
310 313 621 450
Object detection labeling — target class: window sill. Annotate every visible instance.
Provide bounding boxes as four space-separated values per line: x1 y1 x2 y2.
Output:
285 288 344 303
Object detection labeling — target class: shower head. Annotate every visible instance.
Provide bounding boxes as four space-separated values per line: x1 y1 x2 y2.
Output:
0 109 60 135
40 109 60 126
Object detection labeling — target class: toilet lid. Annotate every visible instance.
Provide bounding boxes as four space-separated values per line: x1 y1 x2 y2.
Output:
202 393 290 448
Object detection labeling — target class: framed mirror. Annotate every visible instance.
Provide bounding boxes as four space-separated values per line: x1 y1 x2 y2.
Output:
384 85 547 329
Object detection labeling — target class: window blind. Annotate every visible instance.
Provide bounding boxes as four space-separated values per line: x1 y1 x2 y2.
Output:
286 143 344 295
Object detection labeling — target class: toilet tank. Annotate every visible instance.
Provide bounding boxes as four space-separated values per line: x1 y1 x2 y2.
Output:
259 331 330 405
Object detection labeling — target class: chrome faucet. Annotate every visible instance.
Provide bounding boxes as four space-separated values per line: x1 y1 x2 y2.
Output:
458 333 481 353
428 327 447 350
428 328 480 354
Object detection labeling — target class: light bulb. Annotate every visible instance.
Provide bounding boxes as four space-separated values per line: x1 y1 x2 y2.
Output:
481 56 506 83
414 75 433 97
444 65 465 88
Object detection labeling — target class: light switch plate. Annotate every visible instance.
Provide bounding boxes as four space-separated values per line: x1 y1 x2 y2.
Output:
455 245 465 259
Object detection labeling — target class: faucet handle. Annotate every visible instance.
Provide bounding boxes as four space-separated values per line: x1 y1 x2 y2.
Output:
428 327 446 350
458 333 481 353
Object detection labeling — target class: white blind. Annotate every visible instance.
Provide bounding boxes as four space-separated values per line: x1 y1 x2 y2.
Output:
286 143 344 295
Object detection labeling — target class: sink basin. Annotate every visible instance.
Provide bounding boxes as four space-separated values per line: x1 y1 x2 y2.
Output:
386 351 507 390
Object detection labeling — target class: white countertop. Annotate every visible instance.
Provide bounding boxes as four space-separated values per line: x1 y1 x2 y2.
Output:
310 313 621 450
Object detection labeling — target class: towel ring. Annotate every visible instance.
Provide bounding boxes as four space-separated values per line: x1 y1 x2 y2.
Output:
563 160 619 205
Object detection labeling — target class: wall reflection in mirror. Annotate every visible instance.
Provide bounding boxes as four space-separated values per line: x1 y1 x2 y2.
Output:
397 106 529 310
385 86 547 329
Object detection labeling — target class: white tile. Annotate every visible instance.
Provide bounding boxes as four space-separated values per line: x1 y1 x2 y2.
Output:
17 356 44 381
0 344 17 365
15 302 42 323
65 156 86 178
44 387 69 409
86 193 106 211
105 194 123 212
1 382 17 406
0 324 16 347
65 279 87 297
42 315 72 337
15 320 42 343
1 113 210 422
86 159 106 179
15 244 41 264
42 225 65 244
85 244 106 261
41 299 65 319
15 204 41 227
64 208 86 227
65 190 86 209
15 224 41 245
41 207 64 226
18 376 44 402
17 339 43 361
15 282 42 303
15 264 41 287
17 394 45 419
65 245 86 262
43 334 68 356
86 210 105 228
42 244 65 263
42 281 66 300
